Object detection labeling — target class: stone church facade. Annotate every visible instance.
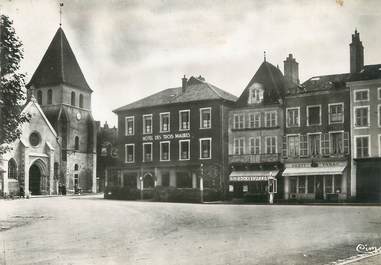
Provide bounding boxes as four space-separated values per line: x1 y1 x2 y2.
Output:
0 98 61 196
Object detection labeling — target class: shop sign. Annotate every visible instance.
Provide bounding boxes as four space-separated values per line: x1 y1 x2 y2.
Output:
287 161 346 168
229 176 268 182
142 132 190 142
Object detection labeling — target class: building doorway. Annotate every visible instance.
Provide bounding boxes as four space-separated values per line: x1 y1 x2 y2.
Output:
29 164 41 195
315 176 324 200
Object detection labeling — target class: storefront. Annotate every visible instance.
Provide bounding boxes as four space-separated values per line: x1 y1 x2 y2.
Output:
282 161 348 201
229 170 278 202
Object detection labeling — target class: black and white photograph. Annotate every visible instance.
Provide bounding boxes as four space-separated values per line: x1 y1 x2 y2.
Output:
1 0 381 264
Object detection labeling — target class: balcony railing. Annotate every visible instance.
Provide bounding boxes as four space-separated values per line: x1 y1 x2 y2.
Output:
229 153 281 164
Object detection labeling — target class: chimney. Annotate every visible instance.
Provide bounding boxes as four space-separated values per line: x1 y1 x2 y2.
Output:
283 54 299 85
182 75 187 93
350 29 364 73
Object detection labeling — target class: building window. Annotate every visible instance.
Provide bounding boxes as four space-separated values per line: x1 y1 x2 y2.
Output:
249 137 260 155
265 111 277 127
71 91 76 106
125 116 134 136
288 135 299 157
325 175 333 194
125 144 135 163
160 113 170 133
329 103 344 124
74 136 79 150
307 105 321 126
8 159 17 179
143 114 153 134
179 110 190 130
200 107 211 129
79 94 84 108
379 135 381 157
334 175 342 193
307 176 314 193
233 138 244 155
356 136 369 158
47 89 52 104
249 112 260 128
330 132 343 154
143 143 153 162
200 138 212 159
354 89 369 102
354 106 369 127
378 105 381 127
179 140 190 160
290 177 297 193
177 172 192 188
298 176 306 194
37 90 42 105
74 174 79 187
74 164 79 171
160 141 170 161
233 114 244 129
378 88 381 100
265 136 277 154
308 134 320 156
286 108 299 127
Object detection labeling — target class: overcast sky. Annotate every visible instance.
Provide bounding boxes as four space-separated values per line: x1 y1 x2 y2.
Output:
2 0 381 127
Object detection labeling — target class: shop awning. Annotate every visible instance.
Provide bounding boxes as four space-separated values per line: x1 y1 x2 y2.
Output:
282 165 346 177
229 170 279 182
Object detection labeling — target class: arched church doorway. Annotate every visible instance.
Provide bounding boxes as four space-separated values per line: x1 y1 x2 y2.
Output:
29 164 41 195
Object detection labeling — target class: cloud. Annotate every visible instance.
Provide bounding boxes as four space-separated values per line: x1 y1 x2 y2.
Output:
2 0 381 126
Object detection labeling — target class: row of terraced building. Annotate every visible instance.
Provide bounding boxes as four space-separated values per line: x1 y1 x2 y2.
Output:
105 30 381 202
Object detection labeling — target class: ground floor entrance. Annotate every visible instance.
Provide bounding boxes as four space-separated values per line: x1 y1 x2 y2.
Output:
356 159 381 202
29 164 41 195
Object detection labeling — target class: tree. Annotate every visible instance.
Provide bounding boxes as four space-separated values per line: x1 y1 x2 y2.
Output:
0 15 30 154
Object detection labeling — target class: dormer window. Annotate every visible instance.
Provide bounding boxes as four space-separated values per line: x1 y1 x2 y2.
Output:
248 83 264 104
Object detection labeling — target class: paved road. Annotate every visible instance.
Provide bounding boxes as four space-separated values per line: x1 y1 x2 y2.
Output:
1 195 381 265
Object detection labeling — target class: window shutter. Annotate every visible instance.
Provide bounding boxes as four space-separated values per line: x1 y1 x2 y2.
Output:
300 134 307 157
282 136 287 158
322 133 330 156
344 132 350 155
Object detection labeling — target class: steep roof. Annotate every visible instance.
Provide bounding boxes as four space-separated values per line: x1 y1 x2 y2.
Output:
236 61 286 106
350 64 381 82
301 73 352 92
113 76 237 113
27 27 92 92
296 64 381 94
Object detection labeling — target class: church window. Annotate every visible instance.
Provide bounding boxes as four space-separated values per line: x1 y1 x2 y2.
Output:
47 89 53 104
71 91 76 106
29 132 41 147
8 159 17 179
79 94 84 108
54 162 59 178
37 90 43 105
75 136 79 150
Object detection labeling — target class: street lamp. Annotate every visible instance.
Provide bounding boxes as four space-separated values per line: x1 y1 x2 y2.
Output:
200 163 204 203
139 176 143 200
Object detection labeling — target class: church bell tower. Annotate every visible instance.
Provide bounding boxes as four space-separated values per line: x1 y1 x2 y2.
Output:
27 27 97 193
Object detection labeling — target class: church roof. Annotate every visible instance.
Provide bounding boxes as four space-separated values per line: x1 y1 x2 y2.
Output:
27 27 92 92
235 61 286 106
113 76 237 112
